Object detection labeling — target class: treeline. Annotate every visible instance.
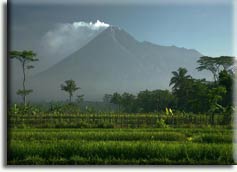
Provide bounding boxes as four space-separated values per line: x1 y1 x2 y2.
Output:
104 90 175 113
9 50 234 117
105 56 234 116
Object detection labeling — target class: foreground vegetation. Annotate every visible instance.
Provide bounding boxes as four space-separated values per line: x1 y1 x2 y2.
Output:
8 104 234 165
8 52 235 165
8 109 232 129
8 128 234 165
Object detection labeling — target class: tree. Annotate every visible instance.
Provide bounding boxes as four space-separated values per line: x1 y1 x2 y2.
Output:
9 50 38 105
76 94 84 104
169 67 191 92
136 89 175 113
120 92 137 113
207 86 226 124
185 79 209 113
196 56 234 82
103 94 112 103
152 90 176 112
169 67 192 111
217 56 234 70
136 90 153 112
197 56 217 81
218 70 233 107
110 92 122 111
61 79 79 103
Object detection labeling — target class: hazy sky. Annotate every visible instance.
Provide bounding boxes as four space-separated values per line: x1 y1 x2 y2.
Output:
10 0 234 69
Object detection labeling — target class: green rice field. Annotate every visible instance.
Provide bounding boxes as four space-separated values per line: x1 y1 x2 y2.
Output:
8 127 234 165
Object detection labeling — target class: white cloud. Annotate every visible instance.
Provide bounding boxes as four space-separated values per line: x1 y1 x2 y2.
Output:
72 20 110 29
40 20 110 66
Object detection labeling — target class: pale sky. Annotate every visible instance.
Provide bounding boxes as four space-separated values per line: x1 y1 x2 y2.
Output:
10 0 234 70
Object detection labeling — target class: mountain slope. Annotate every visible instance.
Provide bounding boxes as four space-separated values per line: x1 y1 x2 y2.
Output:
13 26 211 102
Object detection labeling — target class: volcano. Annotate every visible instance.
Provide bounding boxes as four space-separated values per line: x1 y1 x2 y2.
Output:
12 26 211 102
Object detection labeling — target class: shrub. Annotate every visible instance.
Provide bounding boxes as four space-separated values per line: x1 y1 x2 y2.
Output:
156 119 169 128
97 121 114 128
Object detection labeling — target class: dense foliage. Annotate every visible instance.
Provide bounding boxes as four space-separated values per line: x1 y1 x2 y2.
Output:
107 66 233 114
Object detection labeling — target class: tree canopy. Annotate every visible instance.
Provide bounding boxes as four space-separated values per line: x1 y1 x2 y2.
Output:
61 79 80 103
196 56 234 82
9 50 38 105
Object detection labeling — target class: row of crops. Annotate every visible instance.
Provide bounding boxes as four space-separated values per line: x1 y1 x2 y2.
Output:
8 128 234 165
8 112 231 128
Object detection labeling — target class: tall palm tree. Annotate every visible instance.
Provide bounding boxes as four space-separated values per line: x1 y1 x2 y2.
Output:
169 67 191 91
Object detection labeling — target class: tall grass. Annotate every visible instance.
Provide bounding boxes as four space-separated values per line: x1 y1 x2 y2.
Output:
8 140 233 165
8 128 234 165
9 128 233 143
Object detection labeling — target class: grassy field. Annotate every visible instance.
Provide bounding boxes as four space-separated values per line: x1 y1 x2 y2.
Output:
8 128 234 165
